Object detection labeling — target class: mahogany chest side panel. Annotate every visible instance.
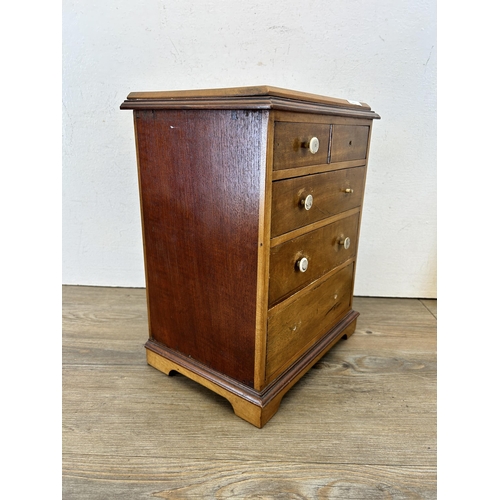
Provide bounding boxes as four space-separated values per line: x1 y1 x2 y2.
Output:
134 109 265 387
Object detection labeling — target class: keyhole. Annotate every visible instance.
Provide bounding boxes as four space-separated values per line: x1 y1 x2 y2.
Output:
348 140 352 146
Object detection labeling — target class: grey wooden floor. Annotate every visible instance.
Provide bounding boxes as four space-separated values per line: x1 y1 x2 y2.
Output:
62 286 436 499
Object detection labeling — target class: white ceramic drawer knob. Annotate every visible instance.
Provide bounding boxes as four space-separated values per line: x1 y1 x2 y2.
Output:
301 194 313 210
297 257 309 272
343 188 354 194
307 137 320 154
339 237 351 250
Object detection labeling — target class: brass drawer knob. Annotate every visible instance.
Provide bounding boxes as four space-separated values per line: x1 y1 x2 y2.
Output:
304 137 319 154
300 194 313 211
297 257 309 273
339 237 351 250
343 188 354 194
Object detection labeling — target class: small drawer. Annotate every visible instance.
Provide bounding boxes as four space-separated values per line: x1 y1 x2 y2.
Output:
330 125 369 163
273 122 330 170
271 166 365 238
269 213 359 306
266 263 354 382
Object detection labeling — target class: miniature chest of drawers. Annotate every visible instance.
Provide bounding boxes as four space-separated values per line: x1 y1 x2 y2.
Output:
121 86 380 427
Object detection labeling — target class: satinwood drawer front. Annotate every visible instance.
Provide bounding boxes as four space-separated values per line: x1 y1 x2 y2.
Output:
330 125 369 163
268 213 359 306
273 122 331 170
266 263 354 382
271 166 366 237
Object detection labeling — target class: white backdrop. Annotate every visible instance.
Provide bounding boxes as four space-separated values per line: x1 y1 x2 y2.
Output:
62 0 436 297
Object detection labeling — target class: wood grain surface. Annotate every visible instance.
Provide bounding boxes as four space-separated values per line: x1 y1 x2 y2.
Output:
330 125 370 163
63 286 436 499
273 122 331 170
121 92 381 121
271 166 366 238
134 109 266 387
267 264 354 382
125 85 373 111
269 213 359 305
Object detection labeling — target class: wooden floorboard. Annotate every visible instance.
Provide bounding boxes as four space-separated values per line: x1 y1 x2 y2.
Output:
62 286 437 499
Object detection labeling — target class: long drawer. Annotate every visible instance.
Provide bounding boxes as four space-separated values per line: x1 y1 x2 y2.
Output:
268 213 359 306
271 166 366 237
266 263 354 383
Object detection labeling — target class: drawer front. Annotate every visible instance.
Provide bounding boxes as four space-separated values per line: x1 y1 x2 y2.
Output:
266 263 354 382
273 122 330 170
330 125 369 163
269 213 359 306
271 166 365 238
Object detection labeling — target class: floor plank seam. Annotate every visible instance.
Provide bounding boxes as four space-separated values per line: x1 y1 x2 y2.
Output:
62 363 145 367
61 453 436 468
418 299 437 319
